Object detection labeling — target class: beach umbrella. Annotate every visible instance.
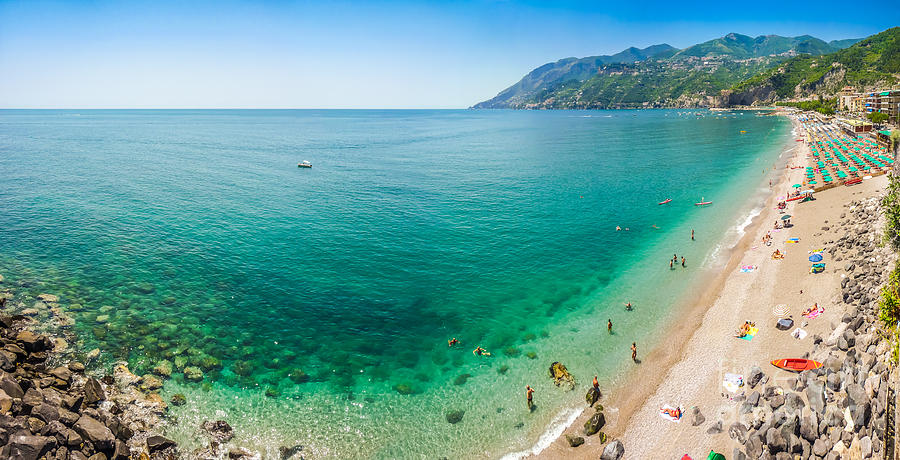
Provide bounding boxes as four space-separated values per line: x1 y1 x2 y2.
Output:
773 304 790 318
809 181 817 184
809 254 823 262
792 184 801 188
781 214 792 220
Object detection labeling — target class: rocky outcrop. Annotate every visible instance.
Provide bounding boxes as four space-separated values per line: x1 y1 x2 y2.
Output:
549 362 575 390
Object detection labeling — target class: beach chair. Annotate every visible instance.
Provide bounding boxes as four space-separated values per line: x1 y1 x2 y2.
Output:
810 263 825 274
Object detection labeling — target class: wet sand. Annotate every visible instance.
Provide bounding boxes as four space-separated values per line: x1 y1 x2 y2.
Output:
536 116 889 459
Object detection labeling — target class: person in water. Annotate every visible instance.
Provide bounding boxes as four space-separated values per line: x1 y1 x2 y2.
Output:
624 302 633 311
631 342 637 362
448 338 459 347
616 226 621 231
473 346 489 356
593 375 600 390
691 229 694 241
669 259 674 269
607 319 612 334
525 385 534 411
681 256 685 268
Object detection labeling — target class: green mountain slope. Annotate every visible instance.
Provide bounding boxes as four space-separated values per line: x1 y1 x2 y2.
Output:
725 27 900 105
474 32 855 109
473 44 676 109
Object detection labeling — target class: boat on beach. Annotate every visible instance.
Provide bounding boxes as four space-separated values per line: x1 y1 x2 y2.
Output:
770 358 822 372
298 161 312 168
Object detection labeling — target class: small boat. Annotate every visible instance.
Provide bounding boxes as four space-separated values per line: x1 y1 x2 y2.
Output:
695 200 712 206
770 358 822 372
297 161 312 168
658 199 672 205
786 195 803 202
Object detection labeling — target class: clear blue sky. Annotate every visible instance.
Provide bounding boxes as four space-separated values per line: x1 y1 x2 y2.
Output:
0 0 896 108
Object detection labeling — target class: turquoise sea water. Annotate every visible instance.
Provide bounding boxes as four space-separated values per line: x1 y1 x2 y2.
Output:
0 109 790 458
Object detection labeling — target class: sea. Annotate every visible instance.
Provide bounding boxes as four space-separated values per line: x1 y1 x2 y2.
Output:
0 109 791 459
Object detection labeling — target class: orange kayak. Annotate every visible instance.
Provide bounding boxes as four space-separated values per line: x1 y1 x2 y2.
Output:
771 359 822 372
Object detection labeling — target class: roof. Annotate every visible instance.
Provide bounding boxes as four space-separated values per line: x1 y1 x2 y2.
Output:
879 130 893 136
880 91 891 96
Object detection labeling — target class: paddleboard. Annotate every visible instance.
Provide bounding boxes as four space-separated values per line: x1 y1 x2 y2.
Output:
658 199 672 205
694 201 712 206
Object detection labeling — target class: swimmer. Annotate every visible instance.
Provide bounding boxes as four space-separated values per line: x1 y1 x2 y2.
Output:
473 346 489 356
624 302 633 311
616 226 621 231
448 338 459 347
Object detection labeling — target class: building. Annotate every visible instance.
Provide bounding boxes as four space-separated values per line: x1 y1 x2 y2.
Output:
836 117 873 134
865 89 900 123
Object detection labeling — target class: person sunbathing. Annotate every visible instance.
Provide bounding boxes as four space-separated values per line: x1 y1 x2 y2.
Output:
661 407 681 419
772 249 784 259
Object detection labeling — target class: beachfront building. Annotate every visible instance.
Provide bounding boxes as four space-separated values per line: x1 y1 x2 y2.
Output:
836 117 873 135
865 90 900 123
838 87 864 114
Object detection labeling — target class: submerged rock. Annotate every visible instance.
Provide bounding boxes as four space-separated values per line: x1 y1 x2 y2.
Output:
183 366 204 383
549 362 575 390
170 393 187 406
201 420 235 443
152 360 173 378
445 409 465 424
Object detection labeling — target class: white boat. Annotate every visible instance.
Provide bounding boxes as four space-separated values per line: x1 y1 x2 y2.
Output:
298 161 312 168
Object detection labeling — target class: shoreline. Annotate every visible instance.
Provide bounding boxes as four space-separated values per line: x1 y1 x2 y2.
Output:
534 111 808 457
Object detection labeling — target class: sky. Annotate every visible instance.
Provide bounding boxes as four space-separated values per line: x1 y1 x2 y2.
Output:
0 0 897 109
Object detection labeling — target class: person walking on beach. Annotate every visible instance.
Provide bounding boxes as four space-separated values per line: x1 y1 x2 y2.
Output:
607 319 612 334
681 256 685 268
631 342 637 362
525 385 534 411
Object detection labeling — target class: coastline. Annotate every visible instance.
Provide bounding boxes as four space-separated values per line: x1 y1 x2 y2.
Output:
534 111 810 458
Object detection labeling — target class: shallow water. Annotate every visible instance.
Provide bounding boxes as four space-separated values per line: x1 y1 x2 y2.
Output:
0 109 789 458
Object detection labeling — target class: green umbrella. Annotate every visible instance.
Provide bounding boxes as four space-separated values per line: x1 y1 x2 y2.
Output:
809 181 817 184
792 184 801 188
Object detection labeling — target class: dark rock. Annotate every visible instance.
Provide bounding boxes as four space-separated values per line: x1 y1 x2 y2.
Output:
88 454 107 460
768 394 785 409
445 410 464 424
7 434 56 460
583 412 605 436
84 378 105 405
199 420 233 445
23 386 43 410
68 362 85 373
748 391 760 407
0 376 24 399
170 394 186 406
706 421 723 434
62 394 83 412
728 422 749 443
799 415 818 442
278 445 304 460
690 406 705 426
549 362 575 390
585 387 601 406
33 403 60 424
748 366 764 388
74 415 115 450
16 331 49 353
58 408 79 426
49 366 72 384
147 435 176 452
766 427 786 452
112 440 129 460
565 434 584 447
600 439 624 460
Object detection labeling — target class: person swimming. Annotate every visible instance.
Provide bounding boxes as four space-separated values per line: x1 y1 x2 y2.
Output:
624 302 633 311
448 338 459 347
616 226 621 231
473 346 490 356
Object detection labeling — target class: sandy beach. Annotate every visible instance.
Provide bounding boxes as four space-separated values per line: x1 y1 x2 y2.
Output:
538 113 894 459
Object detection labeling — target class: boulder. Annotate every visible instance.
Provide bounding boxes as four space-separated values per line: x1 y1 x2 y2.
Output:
728 422 749 444
201 420 235 443
147 435 176 452
583 412 605 436
690 406 705 426
549 362 575 390
7 434 56 460
806 381 825 414
565 434 584 447
152 361 173 378
748 366 764 388
445 410 464 424
766 427 787 453
74 415 115 450
183 366 204 383
585 387 601 406
600 440 624 460
84 378 105 405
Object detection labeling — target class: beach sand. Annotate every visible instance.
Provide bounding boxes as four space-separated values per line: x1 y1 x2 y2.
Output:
536 116 891 459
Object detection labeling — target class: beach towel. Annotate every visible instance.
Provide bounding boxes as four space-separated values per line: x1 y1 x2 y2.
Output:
791 328 808 340
738 327 759 341
740 265 757 273
723 373 744 393
786 238 800 244
659 405 683 422
803 307 824 319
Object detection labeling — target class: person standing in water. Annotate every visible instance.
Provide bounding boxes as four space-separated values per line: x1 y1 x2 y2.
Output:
607 319 612 334
691 229 694 241
669 259 674 269
631 342 637 362
525 385 534 411
681 256 686 268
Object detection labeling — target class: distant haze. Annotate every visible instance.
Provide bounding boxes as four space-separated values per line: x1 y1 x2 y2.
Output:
0 0 896 108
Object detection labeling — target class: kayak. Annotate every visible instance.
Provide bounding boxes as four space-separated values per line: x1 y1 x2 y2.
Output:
786 196 803 202
658 199 672 205
770 358 822 372
695 201 712 206
844 178 862 186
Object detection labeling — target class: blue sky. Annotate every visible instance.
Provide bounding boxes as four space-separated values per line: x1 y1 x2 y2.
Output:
0 0 897 108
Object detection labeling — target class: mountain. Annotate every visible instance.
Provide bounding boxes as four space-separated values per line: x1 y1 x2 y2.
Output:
473 32 864 109
725 27 900 105
472 44 676 109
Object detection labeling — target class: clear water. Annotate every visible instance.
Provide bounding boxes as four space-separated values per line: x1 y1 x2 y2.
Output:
0 109 790 458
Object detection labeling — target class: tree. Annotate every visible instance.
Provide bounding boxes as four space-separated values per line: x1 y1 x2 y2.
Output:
884 174 900 250
891 130 900 154
869 112 890 124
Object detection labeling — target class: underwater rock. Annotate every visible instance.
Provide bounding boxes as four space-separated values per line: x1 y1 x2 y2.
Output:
140 374 164 391
183 366 204 383
37 293 59 303
453 374 471 386
201 419 235 443
231 360 254 377
96 315 109 324
133 283 156 294
549 362 576 390
152 360 173 378
393 383 415 395
288 369 310 384
445 409 465 424
170 394 187 406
